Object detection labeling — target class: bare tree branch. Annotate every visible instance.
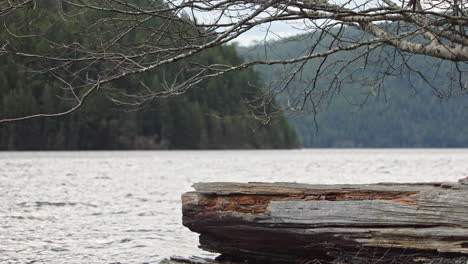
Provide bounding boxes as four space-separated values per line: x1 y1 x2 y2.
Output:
0 0 466 123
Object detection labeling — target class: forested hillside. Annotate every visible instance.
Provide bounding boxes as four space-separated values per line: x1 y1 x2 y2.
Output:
238 32 468 148
0 1 297 150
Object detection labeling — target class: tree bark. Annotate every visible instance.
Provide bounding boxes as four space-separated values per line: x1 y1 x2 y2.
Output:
182 179 468 263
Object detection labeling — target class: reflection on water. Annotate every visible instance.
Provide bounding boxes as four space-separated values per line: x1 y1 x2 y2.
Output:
1 149 467 263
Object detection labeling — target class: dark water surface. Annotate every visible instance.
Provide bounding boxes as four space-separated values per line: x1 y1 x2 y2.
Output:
1 149 467 264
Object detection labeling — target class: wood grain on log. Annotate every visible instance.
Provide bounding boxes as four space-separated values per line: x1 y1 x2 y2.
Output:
182 180 468 263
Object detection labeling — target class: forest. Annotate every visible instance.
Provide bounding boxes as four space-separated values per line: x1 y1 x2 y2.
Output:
0 1 297 150
1 1 466 149
238 31 468 148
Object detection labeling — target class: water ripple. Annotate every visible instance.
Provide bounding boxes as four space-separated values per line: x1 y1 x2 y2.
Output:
1 149 467 263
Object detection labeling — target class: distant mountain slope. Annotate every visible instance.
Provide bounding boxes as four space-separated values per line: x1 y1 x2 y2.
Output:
237 32 468 148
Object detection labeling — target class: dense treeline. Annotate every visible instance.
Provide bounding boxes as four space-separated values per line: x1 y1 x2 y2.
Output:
0 1 297 150
238 31 468 148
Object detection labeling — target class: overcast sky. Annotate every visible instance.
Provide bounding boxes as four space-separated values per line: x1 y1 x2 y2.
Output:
230 20 305 46
190 4 309 46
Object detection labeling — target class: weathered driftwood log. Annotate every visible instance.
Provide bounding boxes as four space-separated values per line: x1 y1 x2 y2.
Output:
182 179 468 264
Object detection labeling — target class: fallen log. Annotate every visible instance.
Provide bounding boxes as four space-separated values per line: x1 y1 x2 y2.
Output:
182 179 468 264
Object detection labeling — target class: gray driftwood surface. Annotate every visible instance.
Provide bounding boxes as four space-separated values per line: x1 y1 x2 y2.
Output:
182 179 468 263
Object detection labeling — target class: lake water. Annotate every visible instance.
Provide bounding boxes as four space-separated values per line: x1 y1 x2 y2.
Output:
1 149 467 264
